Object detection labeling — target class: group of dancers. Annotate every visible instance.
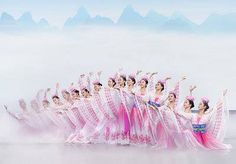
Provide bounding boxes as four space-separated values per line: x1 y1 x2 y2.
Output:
3 70 231 150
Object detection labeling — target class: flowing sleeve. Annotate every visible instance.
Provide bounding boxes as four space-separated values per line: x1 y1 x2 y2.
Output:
5 109 21 120
78 75 89 90
87 74 92 92
68 83 76 92
54 85 59 97
173 82 180 107
208 94 229 141
176 110 193 121
148 76 155 92
35 89 44 106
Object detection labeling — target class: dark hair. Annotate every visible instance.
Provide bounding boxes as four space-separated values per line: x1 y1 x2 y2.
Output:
169 92 177 98
143 79 148 85
52 95 59 99
203 101 209 111
161 83 164 91
120 75 126 81
109 78 116 87
129 76 136 85
120 75 126 86
72 89 80 95
188 99 195 109
82 88 90 93
158 82 165 91
97 83 103 86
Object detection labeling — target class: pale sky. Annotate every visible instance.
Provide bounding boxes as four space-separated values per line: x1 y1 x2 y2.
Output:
1 0 236 27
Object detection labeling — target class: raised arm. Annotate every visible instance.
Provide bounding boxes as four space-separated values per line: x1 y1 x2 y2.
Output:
148 72 158 91
174 76 186 107
177 110 193 120
208 89 228 141
189 85 197 96
3 105 21 120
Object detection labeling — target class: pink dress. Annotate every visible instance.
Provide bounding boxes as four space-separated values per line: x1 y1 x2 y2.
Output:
135 90 156 145
177 111 231 149
116 88 131 144
177 96 231 150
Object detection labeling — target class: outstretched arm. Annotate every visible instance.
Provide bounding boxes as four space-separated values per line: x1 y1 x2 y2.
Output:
55 82 59 96
174 76 186 107
3 105 21 120
148 72 158 91
208 89 228 140
177 110 193 120
189 85 197 96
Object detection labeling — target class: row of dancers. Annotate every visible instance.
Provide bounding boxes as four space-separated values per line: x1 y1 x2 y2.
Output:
3 70 231 150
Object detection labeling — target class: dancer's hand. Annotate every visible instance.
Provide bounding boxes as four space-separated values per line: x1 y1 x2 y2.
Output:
118 68 123 72
223 89 228 96
150 72 158 78
189 85 197 93
165 77 171 81
149 105 156 110
181 76 186 81
3 105 7 110
89 72 93 76
136 70 142 75
56 83 60 89
97 71 102 76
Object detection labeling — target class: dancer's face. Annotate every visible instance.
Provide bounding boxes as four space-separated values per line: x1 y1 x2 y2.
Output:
108 79 115 88
168 93 176 102
81 89 89 98
118 77 125 87
140 80 147 88
94 84 101 92
127 78 134 87
42 101 49 109
198 102 205 111
62 92 70 100
155 82 163 91
184 99 191 109
71 91 79 100
53 97 60 104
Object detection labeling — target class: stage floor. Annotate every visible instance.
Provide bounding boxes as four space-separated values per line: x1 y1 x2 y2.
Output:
0 114 235 164
0 139 235 164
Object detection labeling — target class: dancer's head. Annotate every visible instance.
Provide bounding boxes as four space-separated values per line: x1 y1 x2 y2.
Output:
42 99 50 109
168 91 176 103
93 81 102 92
81 88 90 98
18 99 27 111
71 89 80 100
62 90 71 101
127 75 136 87
118 75 126 88
139 78 148 88
108 78 116 88
184 96 195 109
156 80 165 91
52 95 60 105
198 97 209 112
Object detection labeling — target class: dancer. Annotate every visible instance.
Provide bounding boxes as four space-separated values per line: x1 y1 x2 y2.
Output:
177 90 231 149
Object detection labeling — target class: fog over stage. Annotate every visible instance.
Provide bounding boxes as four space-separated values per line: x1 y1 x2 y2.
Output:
0 112 235 164
0 28 235 164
